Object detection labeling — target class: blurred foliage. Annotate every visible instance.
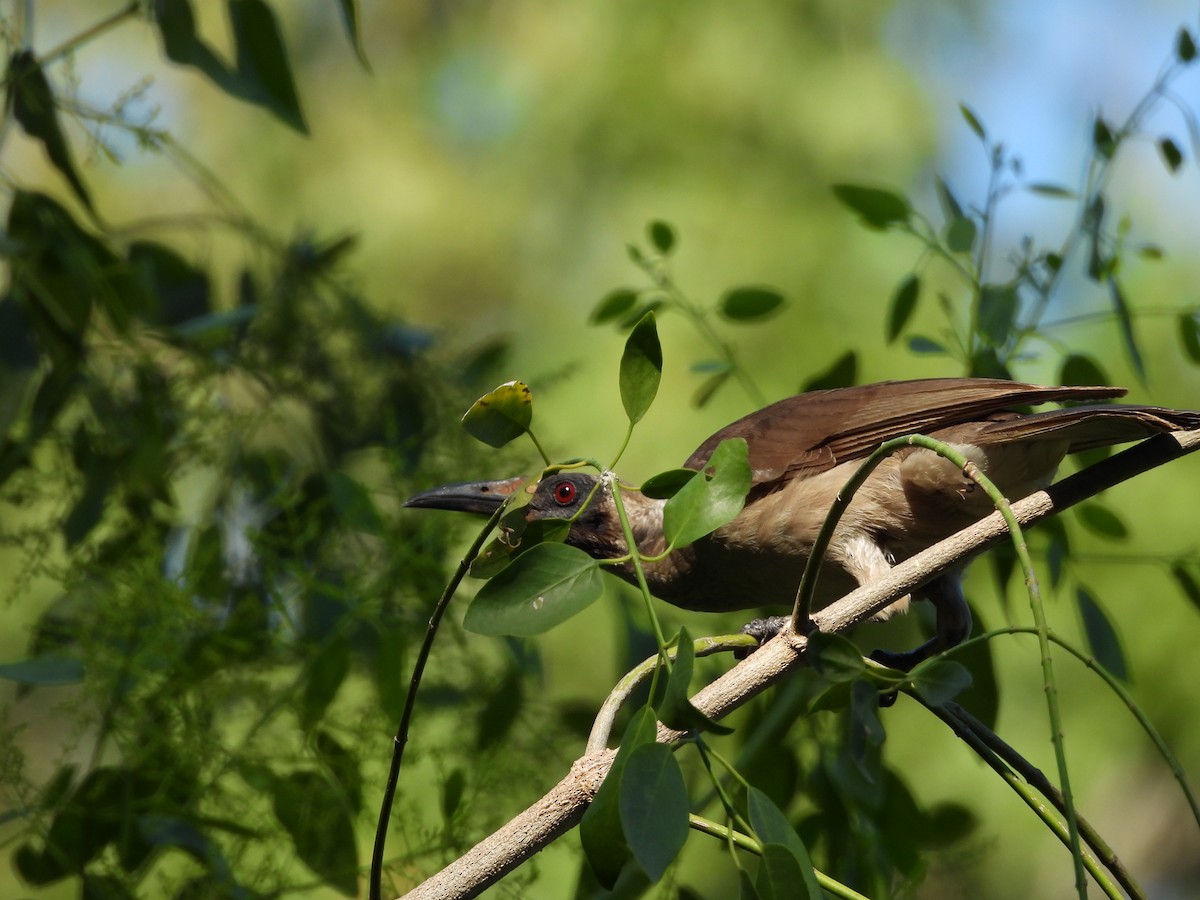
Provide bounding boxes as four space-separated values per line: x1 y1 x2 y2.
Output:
0 2 1197 900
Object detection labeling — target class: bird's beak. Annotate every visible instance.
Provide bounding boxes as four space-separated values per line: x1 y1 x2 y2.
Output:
403 476 527 516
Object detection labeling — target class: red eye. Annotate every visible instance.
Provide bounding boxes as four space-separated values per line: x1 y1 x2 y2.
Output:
553 480 576 505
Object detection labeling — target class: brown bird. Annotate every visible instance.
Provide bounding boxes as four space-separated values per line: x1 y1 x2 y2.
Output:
406 378 1200 668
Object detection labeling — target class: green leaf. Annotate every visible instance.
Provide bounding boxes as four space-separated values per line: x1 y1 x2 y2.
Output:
229 0 309 134
63 461 110 548
129 241 211 326
441 769 466 822
1170 563 1200 614
336 0 371 70
271 771 358 896
1076 587 1128 682
153 0 240 94
620 311 663 424
1177 26 1197 63
1092 115 1117 160
640 468 698 500
659 627 733 734
978 284 1018 346
463 542 603 635
907 335 947 355
461 381 533 448
959 103 987 141
693 367 732 408
1176 312 1200 365
747 787 820 899
945 216 977 254
590 288 639 324
934 176 963 221
831 184 911 229
1077 501 1128 540
1027 183 1076 199
886 275 919 343
806 632 866 682
648 220 676 254
581 707 658 888
801 350 857 392
663 438 751 548
1058 353 1108 387
326 471 384 535
909 659 972 706
619 743 690 881
0 655 84 685
1159 137 1184 173
299 637 350 731
719 287 786 322
6 51 93 211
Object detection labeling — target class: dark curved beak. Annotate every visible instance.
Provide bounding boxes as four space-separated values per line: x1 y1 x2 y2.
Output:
403 476 527 516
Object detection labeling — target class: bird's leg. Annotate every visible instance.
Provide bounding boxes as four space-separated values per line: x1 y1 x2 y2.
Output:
869 571 971 672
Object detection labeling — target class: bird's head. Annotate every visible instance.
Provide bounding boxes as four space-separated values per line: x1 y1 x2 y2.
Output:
405 471 633 559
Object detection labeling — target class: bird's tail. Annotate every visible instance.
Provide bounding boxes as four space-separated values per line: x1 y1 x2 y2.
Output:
978 403 1200 452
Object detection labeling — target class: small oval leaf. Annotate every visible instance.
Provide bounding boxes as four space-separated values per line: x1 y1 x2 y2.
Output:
887 275 920 343
831 184 911 229
1058 353 1108 388
1077 501 1128 540
806 632 865 683
640 468 698 500
907 335 948 355
1027 183 1076 199
910 659 972 707
648 220 676 254
461 381 533 448
463 542 603 635
591 288 639 325
719 287 786 322
959 103 987 141
1159 137 1184 173
945 216 977 253
659 626 733 734
620 312 663 424
1076 587 1129 682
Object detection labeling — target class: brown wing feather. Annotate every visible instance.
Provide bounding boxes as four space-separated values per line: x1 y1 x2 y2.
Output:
683 378 1128 483
975 404 1200 452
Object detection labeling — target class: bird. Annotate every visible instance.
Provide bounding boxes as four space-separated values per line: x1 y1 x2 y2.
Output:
405 378 1200 669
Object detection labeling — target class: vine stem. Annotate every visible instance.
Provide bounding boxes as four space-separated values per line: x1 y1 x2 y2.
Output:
368 505 505 900
788 433 1086 897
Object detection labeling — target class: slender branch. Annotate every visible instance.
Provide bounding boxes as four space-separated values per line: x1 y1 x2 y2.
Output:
399 429 1200 899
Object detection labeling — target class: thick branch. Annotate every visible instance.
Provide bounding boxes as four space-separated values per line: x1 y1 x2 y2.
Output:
400 430 1200 900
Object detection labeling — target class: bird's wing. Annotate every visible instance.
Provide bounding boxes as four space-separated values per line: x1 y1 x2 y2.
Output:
974 404 1200 452
682 378 1128 484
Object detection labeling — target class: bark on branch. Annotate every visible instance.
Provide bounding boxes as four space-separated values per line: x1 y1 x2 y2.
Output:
400 430 1200 900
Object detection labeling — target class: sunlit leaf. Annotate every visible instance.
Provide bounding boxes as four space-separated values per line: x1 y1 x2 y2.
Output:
1077 587 1129 682
619 744 689 881
461 381 533 448
887 275 919 343
663 438 750 548
831 184 911 229
620 312 662 424
463 542 603 635
719 287 786 321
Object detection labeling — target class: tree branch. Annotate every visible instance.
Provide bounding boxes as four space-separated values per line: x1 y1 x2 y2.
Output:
399 429 1200 899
